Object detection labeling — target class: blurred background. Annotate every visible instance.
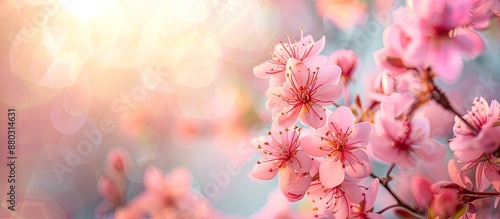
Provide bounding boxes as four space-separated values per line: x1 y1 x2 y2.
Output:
0 0 499 218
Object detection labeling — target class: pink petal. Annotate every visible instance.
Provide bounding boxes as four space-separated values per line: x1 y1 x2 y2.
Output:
344 149 371 179
410 173 433 209
312 84 342 106
278 105 301 128
279 165 296 193
316 64 341 85
393 150 416 168
286 58 309 87
300 135 331 157
319 157 345 188
475 162 490 191
343 181 363 203
303 36 326 61
265 86 287 111
415 139 445 161
304 54 328 69
349 122 372 147
328 106 355 133
485 165 500 192
299 104 326 128
380 92 415 118
290 150 312 173
369 133 397 164
365 179 379 209
144 166 166 193
253 61 281 79
285 174 312 202
169 166 192 189
448 159 473 189
98 175 122 205
453 29 485 59
431 43 463 83
251 161 279 180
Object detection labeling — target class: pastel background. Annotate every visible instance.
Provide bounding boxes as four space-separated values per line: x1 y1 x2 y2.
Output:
0 0 499 218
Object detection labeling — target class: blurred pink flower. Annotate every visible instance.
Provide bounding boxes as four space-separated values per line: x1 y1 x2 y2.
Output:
120 166 210 219
410 173 434 210
306 175 363 219
370 93 445 168
266 58 342 128
393 0 485 82
253 29 326 85
97 174 124 206
374 24 415 76
250 125 312 201
301 106 372 188
469 0 496 30
249 189 301 219
328 49 360 84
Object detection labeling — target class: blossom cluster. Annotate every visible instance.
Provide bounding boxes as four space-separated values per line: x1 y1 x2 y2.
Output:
250 0 500 218
91 1 500 218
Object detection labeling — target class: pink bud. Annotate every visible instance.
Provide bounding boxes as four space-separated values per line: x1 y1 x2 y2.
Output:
328 49 359 83
106 148 131 173
430 181 463 218
98 175 122 205
410 172 433 209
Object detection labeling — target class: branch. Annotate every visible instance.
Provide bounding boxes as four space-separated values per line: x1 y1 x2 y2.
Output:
370 173 424 216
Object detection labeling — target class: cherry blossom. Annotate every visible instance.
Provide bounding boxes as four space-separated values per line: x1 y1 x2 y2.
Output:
301 106 372 188
133 166 210 219
349 179 383 219
266 58 342 128
306 175 364 219
250 125 312 200
369 93 445 168
449 97 500 192
254 29 326 86
328 49 360 85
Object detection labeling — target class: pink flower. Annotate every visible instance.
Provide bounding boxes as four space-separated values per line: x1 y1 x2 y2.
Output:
254 29 326 85
450 97 500 153
374 24 415 76
251 125 312 201
266 58 342 128
301 106 372 188
136 166 210 219
369 93 445 168
306 175 364 219
349 179 383 219
328 49 360 84
449 97 500 191
394 0 485 81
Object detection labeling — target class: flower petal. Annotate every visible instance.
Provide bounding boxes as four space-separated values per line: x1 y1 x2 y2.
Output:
290 150 312 173
278 105 301 128
279 165 296 193
251 161 279 180
344 149 371 179
300 135 331 157
299 104 326 128
319 157 345 188
328 106 355 133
